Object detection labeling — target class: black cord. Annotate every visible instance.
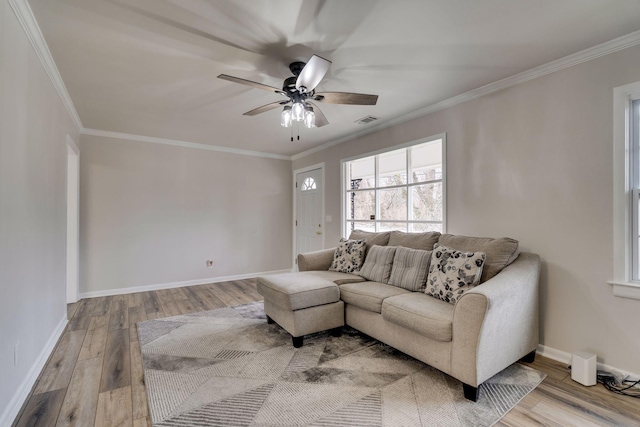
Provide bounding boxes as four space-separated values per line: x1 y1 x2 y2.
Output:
597 370 640 398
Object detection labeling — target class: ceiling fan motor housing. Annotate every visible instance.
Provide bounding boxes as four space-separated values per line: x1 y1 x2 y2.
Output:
283 76 313 103
289 61 306 76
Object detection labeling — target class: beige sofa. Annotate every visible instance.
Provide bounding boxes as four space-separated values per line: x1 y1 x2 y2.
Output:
260 230 541 401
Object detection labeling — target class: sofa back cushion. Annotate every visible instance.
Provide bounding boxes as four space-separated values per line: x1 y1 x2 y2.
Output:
437 234 519 282
358 245 397 283
426 244 486 304
387 230 440 250
388 247 432 291
328 238 367 273
348 230 391 252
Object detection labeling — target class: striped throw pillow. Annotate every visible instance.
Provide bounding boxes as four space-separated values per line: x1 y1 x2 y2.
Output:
388 247 432 291
358 245 397 283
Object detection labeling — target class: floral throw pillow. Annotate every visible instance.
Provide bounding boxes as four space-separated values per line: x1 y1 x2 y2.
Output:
329 238 367 273
426 244 486 304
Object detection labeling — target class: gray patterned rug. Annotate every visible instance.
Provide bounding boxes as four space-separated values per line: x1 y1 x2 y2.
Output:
138 302 545 427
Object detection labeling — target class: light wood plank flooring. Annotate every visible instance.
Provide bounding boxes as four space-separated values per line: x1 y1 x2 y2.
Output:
12 279 640 426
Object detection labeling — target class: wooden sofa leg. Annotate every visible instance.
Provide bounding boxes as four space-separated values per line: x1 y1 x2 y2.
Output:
520 350 536 363
266 315 274 324
463 384 479 402
329 327 342 337
292 336 304 348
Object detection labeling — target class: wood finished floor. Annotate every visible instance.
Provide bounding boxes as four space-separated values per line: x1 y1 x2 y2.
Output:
12 279 640 427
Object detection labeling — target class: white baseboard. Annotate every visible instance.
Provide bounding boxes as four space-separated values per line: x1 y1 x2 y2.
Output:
537 344 640 381
0 315 68 426
78 269 292 299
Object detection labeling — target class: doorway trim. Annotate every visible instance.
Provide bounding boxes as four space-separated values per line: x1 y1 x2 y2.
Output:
292 163 325 270
66 135 80 303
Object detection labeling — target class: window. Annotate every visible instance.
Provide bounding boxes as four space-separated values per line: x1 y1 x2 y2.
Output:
631 98 640 281
342 136 445 235
301 177 317 191
611 81 640 299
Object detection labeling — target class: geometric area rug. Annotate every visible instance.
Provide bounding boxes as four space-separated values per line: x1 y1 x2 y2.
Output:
137 302 546 427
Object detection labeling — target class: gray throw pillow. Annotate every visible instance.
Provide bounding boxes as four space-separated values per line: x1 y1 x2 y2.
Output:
348 230 391 253
388 246 432 291
426 244 486 304
328 238 367 273
358 245 397 283
387 230 440 250
437 234 518 283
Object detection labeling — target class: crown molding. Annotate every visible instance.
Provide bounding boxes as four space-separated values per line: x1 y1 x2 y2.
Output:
9 0 83 132
292 28 640 161
13 0 640 162
81 128 292 160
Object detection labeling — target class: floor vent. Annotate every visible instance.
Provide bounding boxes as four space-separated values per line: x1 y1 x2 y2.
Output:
355 115 380 124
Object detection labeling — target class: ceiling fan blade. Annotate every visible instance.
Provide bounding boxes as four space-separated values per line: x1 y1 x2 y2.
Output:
314 92 378 105
307 102 329 127
218 74 287 96
243 100 290 116
296 55 332 93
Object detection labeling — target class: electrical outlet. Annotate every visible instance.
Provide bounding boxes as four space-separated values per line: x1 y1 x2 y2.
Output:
14 342 19 367
206 260 214 268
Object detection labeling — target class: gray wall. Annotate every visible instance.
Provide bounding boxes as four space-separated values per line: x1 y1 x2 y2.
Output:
79 134 292 295
0 1 80 421
293 44 640 375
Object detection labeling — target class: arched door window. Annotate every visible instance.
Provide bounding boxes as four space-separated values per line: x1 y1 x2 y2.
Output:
302 177 317 191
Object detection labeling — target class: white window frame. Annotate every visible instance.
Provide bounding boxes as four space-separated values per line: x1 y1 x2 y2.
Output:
632 98 640 282
610 82 640 300
340 133 446 237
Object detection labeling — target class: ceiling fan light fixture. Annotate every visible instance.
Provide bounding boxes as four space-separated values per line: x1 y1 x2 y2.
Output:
281 106 292 127
292 102 305 122
304 105 315 128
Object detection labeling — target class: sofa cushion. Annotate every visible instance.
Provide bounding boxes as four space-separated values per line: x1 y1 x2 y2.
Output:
257 273 339 311
329 238 367 273
388 247 432 291
339 282 411 313
358 245 397 283
348 230 391 253
387 230 440 250
304 270 367 285
438 234 519 282
426 245 485 304
382 293 454 342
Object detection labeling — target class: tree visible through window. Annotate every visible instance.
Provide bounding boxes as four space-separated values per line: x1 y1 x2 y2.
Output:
343 137 445 235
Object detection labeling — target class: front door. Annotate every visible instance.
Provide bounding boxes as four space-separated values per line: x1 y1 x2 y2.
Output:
295 168 323 263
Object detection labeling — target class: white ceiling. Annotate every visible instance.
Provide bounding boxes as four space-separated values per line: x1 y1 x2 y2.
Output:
28 0 640 157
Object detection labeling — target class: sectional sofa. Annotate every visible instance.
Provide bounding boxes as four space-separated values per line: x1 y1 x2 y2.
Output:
257 230 541 401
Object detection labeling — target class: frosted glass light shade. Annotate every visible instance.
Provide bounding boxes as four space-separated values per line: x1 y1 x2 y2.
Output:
304 107 315 128
281 106 292 127
292 102 304 121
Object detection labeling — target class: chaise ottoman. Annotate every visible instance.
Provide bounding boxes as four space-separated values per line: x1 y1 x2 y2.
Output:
257 273 344 347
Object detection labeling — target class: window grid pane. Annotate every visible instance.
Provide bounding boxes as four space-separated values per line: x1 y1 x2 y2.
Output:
378 188 407 221
378 149 407 187
412 183 443 221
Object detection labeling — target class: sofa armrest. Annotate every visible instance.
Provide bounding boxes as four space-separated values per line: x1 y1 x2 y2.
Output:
451 252 541 386
297 247 336 271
